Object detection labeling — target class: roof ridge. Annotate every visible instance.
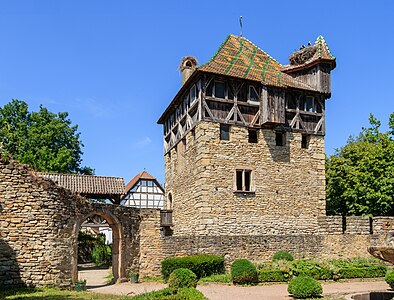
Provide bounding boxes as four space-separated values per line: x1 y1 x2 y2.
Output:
238 35 282 67
315 35 335 59
199 34 232 69
39 172 124 180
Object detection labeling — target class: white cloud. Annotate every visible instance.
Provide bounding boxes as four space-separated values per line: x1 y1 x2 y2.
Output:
74 97 108 118
135 136 152 148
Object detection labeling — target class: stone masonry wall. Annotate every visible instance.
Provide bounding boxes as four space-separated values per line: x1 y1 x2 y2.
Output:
139 215 394 277
0 158 150 288
165 121 326 236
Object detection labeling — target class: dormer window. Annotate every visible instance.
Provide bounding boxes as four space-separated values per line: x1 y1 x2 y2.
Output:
248 86 259 103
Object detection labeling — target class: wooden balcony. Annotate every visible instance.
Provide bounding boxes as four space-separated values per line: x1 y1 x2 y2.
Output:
160 210 173 227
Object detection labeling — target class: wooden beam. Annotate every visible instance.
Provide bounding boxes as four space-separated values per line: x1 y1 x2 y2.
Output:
236 106 247 125
251 110 260 126
203 100 216 121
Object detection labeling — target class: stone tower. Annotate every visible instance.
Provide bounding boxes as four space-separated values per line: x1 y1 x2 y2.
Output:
157 34 336 236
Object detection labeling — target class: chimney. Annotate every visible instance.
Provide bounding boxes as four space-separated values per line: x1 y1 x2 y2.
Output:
179 56 197 85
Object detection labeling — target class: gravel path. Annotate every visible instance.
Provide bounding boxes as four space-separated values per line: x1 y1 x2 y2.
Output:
79 264 391 299
88 280 390 299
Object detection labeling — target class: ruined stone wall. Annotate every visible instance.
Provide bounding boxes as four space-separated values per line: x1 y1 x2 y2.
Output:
0 159 145 288
139 215 394 277
165 121 326 236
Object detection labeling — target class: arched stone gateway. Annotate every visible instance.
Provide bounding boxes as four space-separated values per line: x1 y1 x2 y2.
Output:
0 159 162 288
72 210 123 283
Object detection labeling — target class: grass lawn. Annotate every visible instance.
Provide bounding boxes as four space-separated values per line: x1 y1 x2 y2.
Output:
0 288 133 300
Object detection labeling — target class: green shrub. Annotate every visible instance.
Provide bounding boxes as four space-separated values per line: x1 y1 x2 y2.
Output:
258 269 289 282
131 287 207 300
291 260 333 280
287 275 323 298
91 234 112 267
385 270 394 289
328 258 383 268
168 268 198 291
230 259 258 285
339 265 387 279
272 251 294 261
161 254 224 281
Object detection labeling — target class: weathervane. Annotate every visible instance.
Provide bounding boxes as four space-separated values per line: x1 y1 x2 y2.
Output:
240 16 243 37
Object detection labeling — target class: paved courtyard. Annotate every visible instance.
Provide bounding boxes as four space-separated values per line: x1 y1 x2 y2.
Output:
82 267 390 300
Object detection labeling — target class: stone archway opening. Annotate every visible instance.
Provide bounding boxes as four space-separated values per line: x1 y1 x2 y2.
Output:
72 211 124 286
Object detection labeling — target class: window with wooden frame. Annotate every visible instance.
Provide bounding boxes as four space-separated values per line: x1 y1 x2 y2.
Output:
248 85 259 103
220 124 230 141
234 169 253 192
190 84 197 104
286 94 297 109
305 96 315 112
214 81 226 98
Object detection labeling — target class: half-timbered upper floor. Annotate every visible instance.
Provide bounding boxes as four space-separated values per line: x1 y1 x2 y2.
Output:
158 34 335 154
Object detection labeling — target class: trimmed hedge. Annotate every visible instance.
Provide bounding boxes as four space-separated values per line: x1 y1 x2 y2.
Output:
168 268 198 291
385 270 394 289
338 265 387 279
288 276 322 298
272 251 294 261
231 259 258 285
258 269 289 282
161 254 224 281
291 260 333 280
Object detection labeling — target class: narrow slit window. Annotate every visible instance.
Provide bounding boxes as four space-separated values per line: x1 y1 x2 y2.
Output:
236 170 243 191
182 138 186 151
244 171 251 191
275 132 285 146
220 124 230 141
248 130 258 143
301 134 309 149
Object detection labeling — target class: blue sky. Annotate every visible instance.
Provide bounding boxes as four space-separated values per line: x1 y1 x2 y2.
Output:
0 1 393 184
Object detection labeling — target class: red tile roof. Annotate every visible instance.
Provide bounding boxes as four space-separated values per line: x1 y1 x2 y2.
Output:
38 172 125 195
281 35 336 72
199 34 316 91
124 170 164 194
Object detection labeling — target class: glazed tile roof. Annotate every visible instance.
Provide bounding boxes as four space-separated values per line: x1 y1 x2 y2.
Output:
281 35 336 72
125 170 164 194
38 173 125 195
198 34 316 91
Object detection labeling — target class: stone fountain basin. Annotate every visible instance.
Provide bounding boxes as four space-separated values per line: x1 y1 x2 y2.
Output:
345 291 394 300
368 247 394 264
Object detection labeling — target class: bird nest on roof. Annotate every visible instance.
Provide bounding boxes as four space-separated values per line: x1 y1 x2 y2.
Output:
289 46 317 66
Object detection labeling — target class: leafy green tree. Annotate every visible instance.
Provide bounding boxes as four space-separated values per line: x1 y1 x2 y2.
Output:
0 99 93 174
326 113 394 216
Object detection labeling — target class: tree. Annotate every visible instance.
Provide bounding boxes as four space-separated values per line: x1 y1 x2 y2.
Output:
326 113 394 216
0 99 93 174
